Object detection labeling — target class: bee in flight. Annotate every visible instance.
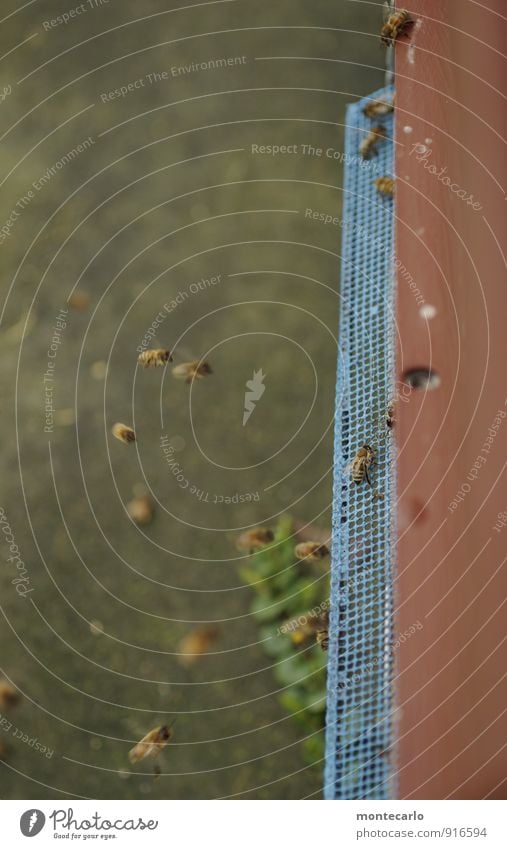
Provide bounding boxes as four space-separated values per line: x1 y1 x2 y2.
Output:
178 626 220 667
172 361 212 384
359 125 388 159
111 423 136 444
380 8 412 46
362 96 394 119
236 527 274 553
127 493 154 525
350 445 383 499
138 348 173 368
129 722 175 777
289 610 330 651
294 541 330 562
0 680 20 710
375 176 395 197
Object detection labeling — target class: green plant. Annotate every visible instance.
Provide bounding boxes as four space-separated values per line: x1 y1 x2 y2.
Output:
239 515 329 764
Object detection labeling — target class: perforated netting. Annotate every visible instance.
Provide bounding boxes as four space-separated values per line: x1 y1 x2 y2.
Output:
324 86 396 800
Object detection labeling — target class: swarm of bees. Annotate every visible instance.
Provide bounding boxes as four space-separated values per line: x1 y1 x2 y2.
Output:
380 8 412 46
359 124 388 159
172 360 213 383
375 176 395 197
0 680 20 710
111 423 136 444
294 541 330 562
236 527 274 553
129 723 175 776
138 348 173 368
178 626 220 667
362 96 394 119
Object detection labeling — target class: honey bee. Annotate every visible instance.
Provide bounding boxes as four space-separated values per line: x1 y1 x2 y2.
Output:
112 423 136 444
316 625 330 651
381 8 412 46
129 723 174 765
138 348 173 368
290 610 330 651
350 445 383 498
67 289 90 311
178 626 220 667
0 680 20 710
362 96 394 119
375 176 395 197
172 361 212 383
386 401 395 429
127 494 154 525
359 124 388 159
294 542 330 562
236 527 274 553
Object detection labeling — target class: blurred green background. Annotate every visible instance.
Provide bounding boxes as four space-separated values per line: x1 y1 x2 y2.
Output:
0 0 383 798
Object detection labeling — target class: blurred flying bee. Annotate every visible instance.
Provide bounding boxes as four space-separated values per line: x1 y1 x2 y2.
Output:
127 494 154 525
172 361 212 384
178 626 220 667
359 125 388 159
0 680 20 710
381 8 412 46
375 176 395 197
112 423 136 444
350 445 383 499
386 401 395 429
294 541 330 562
67 289 90 311
236 527 274 553
129 722 175 767
138 348 173 368
290 610 330 651
362 96 394 119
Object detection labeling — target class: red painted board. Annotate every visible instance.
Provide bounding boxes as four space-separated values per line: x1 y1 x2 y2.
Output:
393 0 507 799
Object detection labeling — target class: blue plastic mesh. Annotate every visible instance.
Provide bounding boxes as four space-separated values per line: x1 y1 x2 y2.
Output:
324 86 396 800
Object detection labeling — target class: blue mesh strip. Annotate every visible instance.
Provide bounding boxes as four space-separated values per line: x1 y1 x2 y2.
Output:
324 86 396 801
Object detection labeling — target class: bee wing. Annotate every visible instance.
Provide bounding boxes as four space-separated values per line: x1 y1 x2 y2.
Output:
129 741 149 764
173 344 194 362
382 1 391 23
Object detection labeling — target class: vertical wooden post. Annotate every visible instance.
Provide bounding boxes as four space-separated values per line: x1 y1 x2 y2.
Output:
394 1 507 798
